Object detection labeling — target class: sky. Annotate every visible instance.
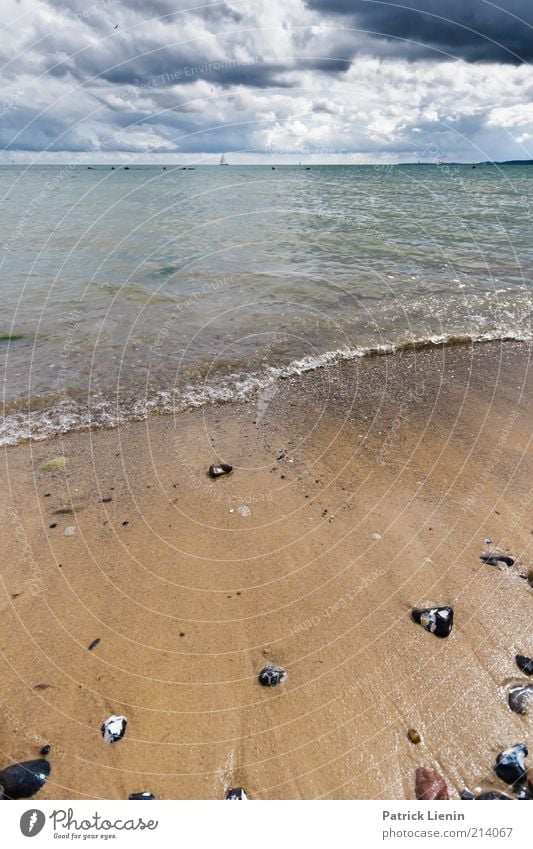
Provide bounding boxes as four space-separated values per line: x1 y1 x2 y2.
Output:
1 0 533 163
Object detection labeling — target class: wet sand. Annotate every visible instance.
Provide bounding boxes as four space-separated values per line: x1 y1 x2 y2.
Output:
1 340 532 799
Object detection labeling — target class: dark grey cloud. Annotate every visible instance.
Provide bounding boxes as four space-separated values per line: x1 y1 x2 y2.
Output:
306 0 533 63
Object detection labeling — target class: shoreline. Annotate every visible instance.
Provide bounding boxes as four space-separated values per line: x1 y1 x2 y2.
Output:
3 333 533 448
1 340 532 799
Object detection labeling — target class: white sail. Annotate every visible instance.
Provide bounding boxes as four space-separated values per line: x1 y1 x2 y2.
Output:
220 153 228 165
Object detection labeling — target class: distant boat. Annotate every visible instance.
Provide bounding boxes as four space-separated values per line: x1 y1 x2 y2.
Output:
220 153 229 166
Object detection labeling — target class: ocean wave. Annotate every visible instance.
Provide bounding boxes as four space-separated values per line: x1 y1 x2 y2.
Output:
1 331 531 446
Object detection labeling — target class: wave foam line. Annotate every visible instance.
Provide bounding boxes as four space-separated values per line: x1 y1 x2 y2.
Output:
1 331 531 446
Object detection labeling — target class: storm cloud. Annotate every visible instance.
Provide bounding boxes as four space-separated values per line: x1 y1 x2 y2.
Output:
1 0 532 161
306 0 533 64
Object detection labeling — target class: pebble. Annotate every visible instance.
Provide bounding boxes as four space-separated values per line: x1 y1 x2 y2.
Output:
480 554 515 567
101 714 127 744
411 606 453 638
0 759 50 799
407 729 421 745
225 787 248 800
460 789 475 799
493 744 528 785
461 787 512 799
88 638 101 651
64 526 76 536
129 792 155 800
516 654 533 676
238 505 251 517
208 462 233 478
515 785 532 800
476 790 511 800
258 664 287 687
371 533 381 540
39 745 51 756
508 684 533 715
415 766 449 800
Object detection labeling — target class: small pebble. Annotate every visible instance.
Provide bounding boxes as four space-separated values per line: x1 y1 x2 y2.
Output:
208 462 232 478
129 792 155 800
225 787 248 800
480 554 515 567
64 526 76 536
460 789 475 800
87 638 101 651
415 766 449 800
258 663 287 687
516 654 533 676
476 790 511 800
407 729 421 745
508 684 533 715
49 523 57 529
39 745 51 756
122 520 129 526
411 606 453 638
494 743 528 785
101 714 127 744
101 496 112 503
371 532 381 540
238 505 251 517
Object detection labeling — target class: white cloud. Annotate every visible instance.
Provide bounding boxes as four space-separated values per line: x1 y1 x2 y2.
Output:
2 0 532 162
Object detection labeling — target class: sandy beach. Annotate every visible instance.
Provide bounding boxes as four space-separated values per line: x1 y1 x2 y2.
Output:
1 339 532 800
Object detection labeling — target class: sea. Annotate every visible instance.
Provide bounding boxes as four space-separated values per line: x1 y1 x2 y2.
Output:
1 163 532 445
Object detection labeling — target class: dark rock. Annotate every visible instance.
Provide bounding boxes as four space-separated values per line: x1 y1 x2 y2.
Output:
460 789 475 799
39 745 51 756
258 664 287 687
208 462 233 478
480 555 515 567
101 715 127 743
407 729 421 744
515 784 532 800
494 744 528 785
411 606 453 638
415 767 449 800
87 638 101 651
508 685 533 715
129 792 155 800
516 655 533 676
476 791 511 799
0 759 50 799
225 787 248 800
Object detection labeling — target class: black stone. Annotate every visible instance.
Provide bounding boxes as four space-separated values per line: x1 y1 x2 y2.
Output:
480 555 515 567
411 606 453 638
208 463 233 478
0 759 50 799
494 744 528 785
258 664 287 687
39 745 51 756
508 685 533 715
225 787 247 800
476 791 511 799
87 638 101 651
129 792 155 800
516 654 533 676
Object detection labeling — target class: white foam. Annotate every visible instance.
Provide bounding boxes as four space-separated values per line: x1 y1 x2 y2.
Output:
1 330 531 446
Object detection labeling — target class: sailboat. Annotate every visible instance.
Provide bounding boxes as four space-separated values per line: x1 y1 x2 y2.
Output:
220 153 229 166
